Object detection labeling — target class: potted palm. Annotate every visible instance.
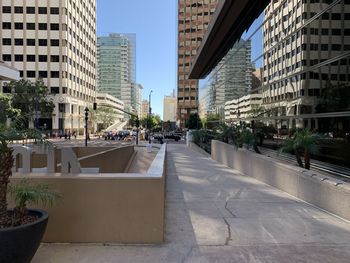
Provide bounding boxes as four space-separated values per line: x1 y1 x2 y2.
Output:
0 129 59 263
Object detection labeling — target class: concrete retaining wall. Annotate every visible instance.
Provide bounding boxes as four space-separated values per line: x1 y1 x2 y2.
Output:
10 144 167 244
211 140 350 221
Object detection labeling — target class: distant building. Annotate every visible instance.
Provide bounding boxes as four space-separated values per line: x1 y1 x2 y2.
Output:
135 84 143 118
177 0 218 127
141 100 149 118
224 94 263 122
207 39 252 117
0 0 97 133
251 68 263 92
163 91 176 122
97 33 136 114
96 93 124 120
198 87 208 120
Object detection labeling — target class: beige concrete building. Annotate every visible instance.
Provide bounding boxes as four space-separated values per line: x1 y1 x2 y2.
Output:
163 91 176 122
135 83 143 118
224 93 263 122
262 0 350 130
0 0 97 133
141 100 149 118
177 0 218 127
0 61 19 81
96 93 124 120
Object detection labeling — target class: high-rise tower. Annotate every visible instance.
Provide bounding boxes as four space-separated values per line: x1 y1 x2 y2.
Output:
0 0 97 133
177 0 218 128
97 33 136 113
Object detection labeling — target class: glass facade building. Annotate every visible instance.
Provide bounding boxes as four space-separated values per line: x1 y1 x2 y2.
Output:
97 33 136 113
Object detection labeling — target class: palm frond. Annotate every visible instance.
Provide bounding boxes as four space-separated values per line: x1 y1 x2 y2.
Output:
9 179 61 209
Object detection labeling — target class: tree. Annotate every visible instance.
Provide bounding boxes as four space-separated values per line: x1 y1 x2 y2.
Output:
141 114 161 130
281 129 320 170
0 94 20 126
93 106 116 130
8 79 54 128
205 113 221 130
237 126 261 154
185 113 202 130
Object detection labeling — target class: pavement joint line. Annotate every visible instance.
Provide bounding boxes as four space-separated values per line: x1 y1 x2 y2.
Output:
180 245 195 263
223 217 232 246
224 198 237 218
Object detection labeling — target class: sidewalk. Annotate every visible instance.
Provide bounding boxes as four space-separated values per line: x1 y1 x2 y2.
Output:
33 144 350 262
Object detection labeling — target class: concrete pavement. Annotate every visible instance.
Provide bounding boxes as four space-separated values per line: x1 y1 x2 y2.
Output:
33 143 350 262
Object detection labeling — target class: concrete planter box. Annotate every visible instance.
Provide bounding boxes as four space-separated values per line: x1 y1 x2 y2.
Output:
211 140 350 221
10 144 167 244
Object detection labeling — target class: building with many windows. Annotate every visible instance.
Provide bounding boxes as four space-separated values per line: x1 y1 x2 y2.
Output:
0 0 97 133
206 39 252 117
96 92 124 119
97 33 136 115
262 0 350 130
177 0 218 127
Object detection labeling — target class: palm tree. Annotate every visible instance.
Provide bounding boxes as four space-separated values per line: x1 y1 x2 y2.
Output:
0 127 52 227
0 132 14 226
281 128 320 170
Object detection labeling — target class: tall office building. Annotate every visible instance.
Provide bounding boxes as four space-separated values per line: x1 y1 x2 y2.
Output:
163 90 177 122
177 0 218 128
141 100 149 118
262 0 350 130
0 0 97 133
97 33 136 113
207 39 252 116
135 83 143 118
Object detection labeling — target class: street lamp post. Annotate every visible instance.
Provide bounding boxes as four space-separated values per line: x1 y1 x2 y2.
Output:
84 107 89 147
148 90 153 144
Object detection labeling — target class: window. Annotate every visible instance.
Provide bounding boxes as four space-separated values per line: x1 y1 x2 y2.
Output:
26 7 35 14
38 7 47 14
50 7 59 14
2 22 11 29
50 39 59 46
50 55 60 62
27 71 36 78
26 23 35 30
2 54 11 61
15 55 23 61
27 55 35 62
51 87 59 94
39 39 47 46
39 55 47 62
3 38 11 45
14 6 23 13
39 71 48 78
2 6 11 13
14 39 23 45
50 23 59 30
27 39 35 46
331 13 341 20
15 23 23 29
39 23 47 30
51 71 60 78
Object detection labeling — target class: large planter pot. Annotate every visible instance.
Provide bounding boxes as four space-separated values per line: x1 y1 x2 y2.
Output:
0 209 48 263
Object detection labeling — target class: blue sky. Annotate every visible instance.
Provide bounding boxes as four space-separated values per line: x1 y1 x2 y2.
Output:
97 0 177 118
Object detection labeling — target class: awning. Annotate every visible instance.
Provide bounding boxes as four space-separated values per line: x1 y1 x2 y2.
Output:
189 0 271 79
0 62 19 81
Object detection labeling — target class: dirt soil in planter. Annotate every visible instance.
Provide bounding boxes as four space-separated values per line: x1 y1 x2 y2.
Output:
0 213 39 229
